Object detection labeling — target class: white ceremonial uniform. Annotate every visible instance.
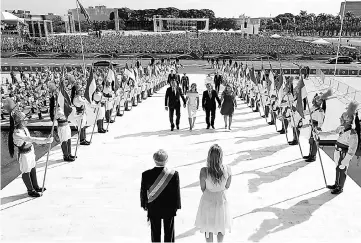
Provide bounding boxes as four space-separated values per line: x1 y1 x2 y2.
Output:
13 127 36 173
103 86 114 111
93 91 105 120
56 106 71 143
73 95 87 127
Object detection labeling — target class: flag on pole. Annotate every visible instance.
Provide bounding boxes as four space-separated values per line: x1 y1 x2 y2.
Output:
84 67 96 103
110 64 120 92
295 75 307 118
250 67 257 84
275 72 284 91
76 0 90 24
58 79 73 118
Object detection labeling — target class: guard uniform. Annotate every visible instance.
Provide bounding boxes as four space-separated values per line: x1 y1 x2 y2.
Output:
73 89 90 145
103 83 115 123
93 88 107 133
49 86 75 162
304 91 332 162
327 102 359 194
9 109 52 197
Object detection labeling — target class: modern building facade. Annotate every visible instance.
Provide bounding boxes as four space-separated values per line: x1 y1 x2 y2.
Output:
4 10 55 38
153 16 209 32
340 1 361 16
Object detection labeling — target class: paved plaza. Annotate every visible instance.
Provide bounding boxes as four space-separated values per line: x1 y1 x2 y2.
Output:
1 74 361 242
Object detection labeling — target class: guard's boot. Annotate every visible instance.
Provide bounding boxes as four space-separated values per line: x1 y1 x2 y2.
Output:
22 173 40 197
61 142 70 161
97 120 105 133
116 106 122 116
305 156 316 162
331 187 343 194
67 139 76 159
101 119 107 133
30 167 46 192
327 184 337 190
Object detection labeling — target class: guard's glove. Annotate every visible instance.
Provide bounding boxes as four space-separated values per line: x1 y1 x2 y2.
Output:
339 154 353 169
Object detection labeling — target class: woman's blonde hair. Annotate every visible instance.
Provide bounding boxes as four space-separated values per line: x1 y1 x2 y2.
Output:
191 83 197 92
206 144 225 184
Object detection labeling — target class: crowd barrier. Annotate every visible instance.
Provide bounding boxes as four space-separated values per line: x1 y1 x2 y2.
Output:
314 69 361 105
2 65 360 76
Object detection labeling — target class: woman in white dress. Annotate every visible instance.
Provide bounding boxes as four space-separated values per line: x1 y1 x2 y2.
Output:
195 144 232 242
186 83 199 131
8 108 53 197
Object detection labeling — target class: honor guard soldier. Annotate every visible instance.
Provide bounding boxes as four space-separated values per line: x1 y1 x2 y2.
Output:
268 93 277 125
327 101 359 194
93 85 107 133
49 83 76 162
72 84 91 145
103 79 115 123
278 77 294 134
303 90 332 162
181 73 189 94
5 98 53 197
287 98 303 146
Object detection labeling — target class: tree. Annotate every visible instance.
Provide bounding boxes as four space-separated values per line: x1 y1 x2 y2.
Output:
51 16 66 33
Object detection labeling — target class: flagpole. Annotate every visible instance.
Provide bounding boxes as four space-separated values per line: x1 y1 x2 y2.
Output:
75 0 86 74
267 57 278 131
41 90 59 195
277 60 290 143
74 113 84 158
89 107 100 143
286 91 304 157
298 65 327 186
334 0 347 77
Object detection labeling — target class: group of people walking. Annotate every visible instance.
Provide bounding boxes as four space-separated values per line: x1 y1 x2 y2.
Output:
165 71 237 132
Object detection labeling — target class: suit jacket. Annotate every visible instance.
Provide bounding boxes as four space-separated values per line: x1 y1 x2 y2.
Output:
214 75 222 85
167 74 177 85
202 89 221 110
165 86 186 108
181 76 189 87
140 167 181 219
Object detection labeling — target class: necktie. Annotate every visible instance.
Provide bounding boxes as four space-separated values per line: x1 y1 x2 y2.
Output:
173 88 176 95
209 90 212 98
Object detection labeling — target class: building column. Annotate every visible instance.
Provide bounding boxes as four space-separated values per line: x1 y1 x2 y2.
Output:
44 20 49 38
114 8 119 31
50 21 54 34
31 21 35 37
37 21 42 37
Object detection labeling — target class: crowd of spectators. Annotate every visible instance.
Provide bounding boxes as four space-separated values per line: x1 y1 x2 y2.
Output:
2 33 359 57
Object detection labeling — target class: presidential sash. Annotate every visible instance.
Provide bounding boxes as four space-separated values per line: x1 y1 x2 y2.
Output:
147 168 175 203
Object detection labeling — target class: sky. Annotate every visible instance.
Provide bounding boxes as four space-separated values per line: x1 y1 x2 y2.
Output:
1 0 349 18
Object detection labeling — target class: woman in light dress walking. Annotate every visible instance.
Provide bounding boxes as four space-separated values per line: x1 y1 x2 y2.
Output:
195 144 232 242
186 83 199 131
220 85 237 130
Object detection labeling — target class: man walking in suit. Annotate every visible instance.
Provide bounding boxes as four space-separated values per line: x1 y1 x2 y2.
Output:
214 71 222 93
165 80 186 131
167 69 176 85
202 83 221 129
180 73 189 94
141 149 181 243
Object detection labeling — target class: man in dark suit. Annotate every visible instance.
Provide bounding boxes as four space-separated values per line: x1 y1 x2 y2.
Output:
180 73 189 94
165 80 186 131
214 71 222 93
202 83 221 129
141 149 181 243
167 69 176 85
175 71 181 86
